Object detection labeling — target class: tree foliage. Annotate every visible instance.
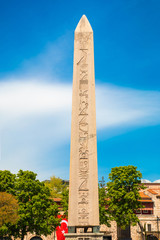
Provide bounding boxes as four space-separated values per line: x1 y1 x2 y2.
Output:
0 192 19 237
44 175 67 198
44 175 69 217
14 170 60 239
106 165 144 229
0 170 15 194
99 177 110 226
61 187 69 217
0 192 19 227
0 170 60 240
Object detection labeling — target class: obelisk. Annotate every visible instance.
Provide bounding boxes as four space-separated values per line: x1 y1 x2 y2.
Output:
68 15 100 234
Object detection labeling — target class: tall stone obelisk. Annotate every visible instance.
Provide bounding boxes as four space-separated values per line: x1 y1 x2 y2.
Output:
68 15 100 234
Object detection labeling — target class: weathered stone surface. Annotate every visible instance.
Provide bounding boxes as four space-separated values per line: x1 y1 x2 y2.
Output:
68 15 99 227
64 233 103 240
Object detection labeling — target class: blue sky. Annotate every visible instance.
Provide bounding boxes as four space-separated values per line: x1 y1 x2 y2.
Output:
0 0 160 182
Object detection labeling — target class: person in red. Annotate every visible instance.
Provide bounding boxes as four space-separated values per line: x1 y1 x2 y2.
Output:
56 218 68 240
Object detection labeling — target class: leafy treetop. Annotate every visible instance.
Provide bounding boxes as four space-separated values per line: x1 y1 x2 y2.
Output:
99 177 110 227
0 170 15 194
0 192 19 237
0 170 60 240
44 175 67 198
106 165 144 229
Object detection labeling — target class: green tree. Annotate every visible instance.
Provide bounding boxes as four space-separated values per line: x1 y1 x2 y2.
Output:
0 171 17 238
0 170 60 240
0 170 16 194
44 175 67 198
61 187 69 217
106 166 144 239
0 192 19 238
44 175 69 217
99 177 110 227
13 170 60 240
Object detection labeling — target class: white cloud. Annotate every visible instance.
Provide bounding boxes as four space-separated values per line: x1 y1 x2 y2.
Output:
0 80 72 126
0 79 160 180
15 31 73 80
96 84 160 129
1 80 160 129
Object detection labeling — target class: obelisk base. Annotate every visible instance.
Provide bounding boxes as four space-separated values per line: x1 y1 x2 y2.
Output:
64 232 104 240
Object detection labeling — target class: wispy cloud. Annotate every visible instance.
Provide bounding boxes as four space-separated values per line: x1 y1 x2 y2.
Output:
0 77 160 180
0 80 71 126
96 84 160 129
11 31 73 81
1 80 160 129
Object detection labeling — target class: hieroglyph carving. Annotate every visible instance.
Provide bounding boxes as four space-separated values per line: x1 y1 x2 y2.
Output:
77 33 92 225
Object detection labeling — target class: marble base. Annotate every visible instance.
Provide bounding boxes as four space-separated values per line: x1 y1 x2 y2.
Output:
64 232 104 240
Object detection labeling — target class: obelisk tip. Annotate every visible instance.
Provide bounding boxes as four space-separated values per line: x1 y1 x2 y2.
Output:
75 15 93 33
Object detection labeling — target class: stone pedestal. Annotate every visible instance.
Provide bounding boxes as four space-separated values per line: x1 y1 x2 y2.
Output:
64 233 104 240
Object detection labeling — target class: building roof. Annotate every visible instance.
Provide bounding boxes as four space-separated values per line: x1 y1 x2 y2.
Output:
140 199 153 202
147 189 158 195
53 198 62 202
139 192 151 199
